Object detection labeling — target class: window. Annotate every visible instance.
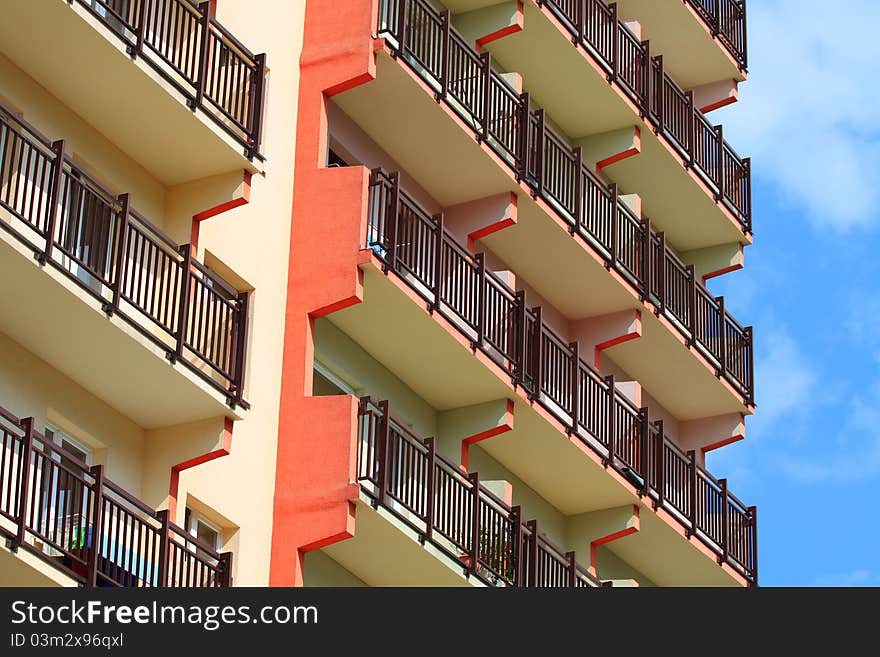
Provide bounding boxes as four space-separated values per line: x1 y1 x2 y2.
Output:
184 507 222 561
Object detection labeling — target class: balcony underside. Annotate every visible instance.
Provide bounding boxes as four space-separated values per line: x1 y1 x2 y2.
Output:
613 0 746 87
335 51 515 208
476 2 746 249
0 227 239 429
322 497 478 587
483 201 749 419
0 542 73 587
328 259 743 585
0 0 255 186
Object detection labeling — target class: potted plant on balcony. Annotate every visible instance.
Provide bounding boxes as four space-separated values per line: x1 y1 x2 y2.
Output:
459 528 515 587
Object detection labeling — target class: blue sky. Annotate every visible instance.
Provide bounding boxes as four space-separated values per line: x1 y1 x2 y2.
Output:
704 0 880 586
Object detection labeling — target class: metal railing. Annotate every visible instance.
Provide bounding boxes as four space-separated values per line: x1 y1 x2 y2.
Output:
366 170 758 584
0 405 232 587
72 0 265 158
0 102 250 408
358 398 607 587
377 0 751 232
685 0 748 68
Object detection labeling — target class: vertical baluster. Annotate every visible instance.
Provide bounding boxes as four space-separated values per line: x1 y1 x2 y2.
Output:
638 407 649 495
603 375 615 466
423 437 435 543
376 400 391 507
534 109 546 198
654 55 664 134
189 2 211 112
85 464 105 587
174 244 194 363
686 264 697 346
12 418 35 551
248 54 267 159
129 0 148 57
514 290 527 386
156 509 170 587
609 183 619 270
641 39 651 117
218 552 233 587
569 341 580 435
439 10 450 100
480 52 492 143
388 172 401 273
745 325 755 405
566 550 577 587
230 291 249 407
526 519 538 587
511 505 523 587
432 212 445 311
687 450 698 538
685 90 695 168
474 253 486 350
397 0 409 55
105 193 131 316
640 217 651 301
715 124 725 201
749 504 758 586
468 471 480 575
719 477 729 565
36 140 65 266
609 3 619 83
716 296 726 378
656 231 667 316
653 419 665 510
572 146 583 234
517 92 531 182
530 306 543 400
744 156 752 233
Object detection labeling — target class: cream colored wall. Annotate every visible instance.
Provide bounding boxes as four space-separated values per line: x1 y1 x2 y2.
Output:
303 549 367 587
0 52 166 226
165 0 306 587
0 331 145 495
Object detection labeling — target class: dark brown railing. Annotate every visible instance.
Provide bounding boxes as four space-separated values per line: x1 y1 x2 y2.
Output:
358 398 607 587
377 0 751 232
0 102 249 408
685 0 748 68
72 0 265 158
0 405 231 587
367 170 758 584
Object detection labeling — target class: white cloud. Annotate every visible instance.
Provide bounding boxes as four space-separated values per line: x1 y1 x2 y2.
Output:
813 570 880 587
751 324 817 430
715 0 880 230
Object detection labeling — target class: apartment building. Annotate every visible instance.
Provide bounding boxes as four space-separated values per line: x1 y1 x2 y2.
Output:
0 0 756 589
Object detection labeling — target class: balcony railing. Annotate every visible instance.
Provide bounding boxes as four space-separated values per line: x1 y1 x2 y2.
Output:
358 398 607 587
366 170 758 584
373 165 753 401
0 404 232 587
377 0 752 232
72 0 265 158
0 102 250 408
685 0 748 68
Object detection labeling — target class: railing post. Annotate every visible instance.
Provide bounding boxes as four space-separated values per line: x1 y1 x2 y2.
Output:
686 264 697 347
573 146 584 234
656 231 667 316
397 0 409 55
218 552 233 587
609 183 619 270
640 216 651 301
474 253 486 350
511 505 524 587
711 0 721 36
529 306 543 401
376 400 391 507
569 341 580 435
687 449 698 538
641 39 651 118
575 0 585 44
173 244 194 364
480 51 492 143
230 291 250 407
247 53 267 159
719 477 729 565
715 124 725 201
423 437 436 544
85 464 105 587
105 193 131 316
468 471 480 575
653 419 665 510
745 325 755 406
749 504 758 586
37 140 65 266
609 2 619 83
388 172 401 273
517 92 531 182
716 296 726 378
653 55 664 134
190 2 211 113
744 156 753 233
685 91 696 168
12 417 36 552
534 109 546 199
603 375 616 467
514 290 527 386
128 0 148 58
156 509 171 587
638 406 649 495
439 10 450 101
566 551 577 588
526 519 538 587
432 212 445 312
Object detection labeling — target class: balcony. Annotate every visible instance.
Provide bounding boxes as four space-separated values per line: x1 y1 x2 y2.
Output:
0 0 265 184
0 404 231 587
333 398 607 587
376 0 751 241
341 170 758 583
0 104 250 427
686 0 747 69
